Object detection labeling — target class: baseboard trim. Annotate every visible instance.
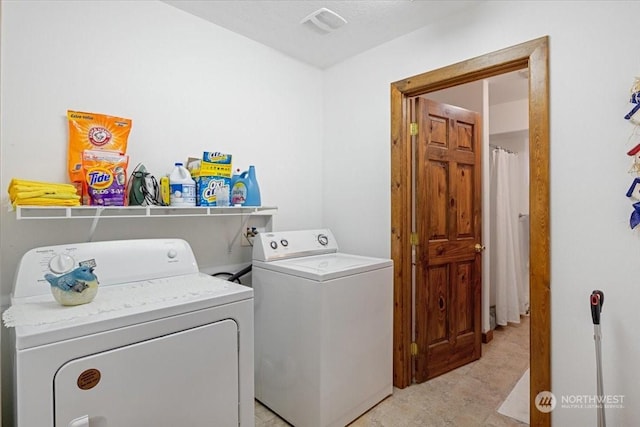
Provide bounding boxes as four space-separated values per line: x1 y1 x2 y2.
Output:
482 330 494 343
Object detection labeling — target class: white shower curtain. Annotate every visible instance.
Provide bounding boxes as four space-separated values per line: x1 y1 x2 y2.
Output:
490 148 528 326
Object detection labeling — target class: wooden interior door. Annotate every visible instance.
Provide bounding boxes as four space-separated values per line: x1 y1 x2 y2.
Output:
414 97 482 382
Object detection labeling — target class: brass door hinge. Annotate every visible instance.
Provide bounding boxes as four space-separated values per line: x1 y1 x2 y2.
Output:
410 122 418 136
410 232 419 246
410 342 418 356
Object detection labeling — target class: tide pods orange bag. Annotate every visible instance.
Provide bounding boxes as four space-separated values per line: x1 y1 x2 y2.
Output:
67 110 132 188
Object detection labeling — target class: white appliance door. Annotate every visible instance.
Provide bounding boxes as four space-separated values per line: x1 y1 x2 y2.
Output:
54 319 239 427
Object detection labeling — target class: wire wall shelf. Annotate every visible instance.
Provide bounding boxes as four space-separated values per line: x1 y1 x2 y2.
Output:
14 205 278 220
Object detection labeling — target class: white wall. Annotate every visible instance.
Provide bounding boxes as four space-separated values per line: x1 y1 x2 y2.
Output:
0 1 324 424
323 1 640 425
0 0 325 291
490 99 529 135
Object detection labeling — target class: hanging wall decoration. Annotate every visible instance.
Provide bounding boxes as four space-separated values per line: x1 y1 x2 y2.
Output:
625 76 640 228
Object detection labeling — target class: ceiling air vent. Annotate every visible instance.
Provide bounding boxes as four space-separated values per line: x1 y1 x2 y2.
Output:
301 7 347 34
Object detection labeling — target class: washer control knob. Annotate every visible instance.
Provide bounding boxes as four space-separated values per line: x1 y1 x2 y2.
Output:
270 241 278 250
48 253 75 274
318 234 329 246
167 249 178 259
280 239 289 247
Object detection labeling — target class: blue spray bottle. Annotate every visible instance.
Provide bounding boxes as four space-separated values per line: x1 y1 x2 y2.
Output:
231 165 261 206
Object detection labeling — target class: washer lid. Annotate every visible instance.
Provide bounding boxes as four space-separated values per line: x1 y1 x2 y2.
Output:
9 273 253 349
254 253 392 281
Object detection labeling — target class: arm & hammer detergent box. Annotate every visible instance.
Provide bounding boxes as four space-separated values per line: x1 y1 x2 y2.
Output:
189 152 232 206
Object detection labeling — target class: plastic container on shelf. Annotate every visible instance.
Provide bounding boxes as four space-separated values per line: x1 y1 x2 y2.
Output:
230 168 241 193
169 163 196 207
214 184 230 207
231 165 261 206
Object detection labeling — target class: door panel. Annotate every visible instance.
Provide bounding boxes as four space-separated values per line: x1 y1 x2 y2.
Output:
427 160 449 239
457 163 474 237
54 320 239 427
414 98 482 383
456 122 474 150
456 261 474 334
426 265 449 345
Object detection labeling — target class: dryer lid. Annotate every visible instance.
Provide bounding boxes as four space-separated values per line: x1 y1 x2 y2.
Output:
254 253 392 282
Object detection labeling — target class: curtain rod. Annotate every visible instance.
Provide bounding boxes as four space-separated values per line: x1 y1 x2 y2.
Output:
489 144 515 154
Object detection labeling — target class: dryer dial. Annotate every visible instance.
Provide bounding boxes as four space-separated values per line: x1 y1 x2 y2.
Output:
318 234 329 246
48 253 75 274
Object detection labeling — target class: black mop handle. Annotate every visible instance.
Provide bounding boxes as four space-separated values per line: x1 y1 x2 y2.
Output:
591 290 604 325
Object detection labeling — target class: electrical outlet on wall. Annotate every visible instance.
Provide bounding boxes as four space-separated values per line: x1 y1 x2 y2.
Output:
241 227 265 247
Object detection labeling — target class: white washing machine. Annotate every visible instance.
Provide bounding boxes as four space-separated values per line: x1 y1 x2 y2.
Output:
252 229 393 427
6 238 254 427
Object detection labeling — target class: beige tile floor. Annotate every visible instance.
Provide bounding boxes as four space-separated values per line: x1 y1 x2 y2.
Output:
255 316 530 427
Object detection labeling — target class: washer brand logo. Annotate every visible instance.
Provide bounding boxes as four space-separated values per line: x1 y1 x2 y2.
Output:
77 368 101 390
535 391 557 413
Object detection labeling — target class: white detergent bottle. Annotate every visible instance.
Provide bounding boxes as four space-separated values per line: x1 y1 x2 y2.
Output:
169 162 196 207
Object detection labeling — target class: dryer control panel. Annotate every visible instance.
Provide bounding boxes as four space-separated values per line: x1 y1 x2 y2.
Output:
252 229 338 262
13 239 198 299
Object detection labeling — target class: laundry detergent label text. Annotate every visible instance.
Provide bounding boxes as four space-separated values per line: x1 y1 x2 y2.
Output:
196 176 230 206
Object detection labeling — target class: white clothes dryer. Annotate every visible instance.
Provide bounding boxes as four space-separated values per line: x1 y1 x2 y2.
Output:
6 239 254 427
252 229 393 427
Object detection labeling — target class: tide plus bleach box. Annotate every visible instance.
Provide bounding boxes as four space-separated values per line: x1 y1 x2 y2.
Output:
192 152 232 206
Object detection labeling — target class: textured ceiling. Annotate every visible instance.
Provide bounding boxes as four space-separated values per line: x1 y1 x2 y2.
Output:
162 0 483 69
161 0 526 103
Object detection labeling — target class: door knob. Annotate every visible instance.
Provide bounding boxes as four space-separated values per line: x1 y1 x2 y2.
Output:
474 244 486 253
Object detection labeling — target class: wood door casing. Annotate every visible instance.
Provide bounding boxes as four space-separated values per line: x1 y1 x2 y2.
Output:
414 98 482 382
390 37 550 427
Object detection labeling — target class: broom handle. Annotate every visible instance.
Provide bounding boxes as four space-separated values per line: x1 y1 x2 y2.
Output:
594 324 606 427
591 291 606 427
